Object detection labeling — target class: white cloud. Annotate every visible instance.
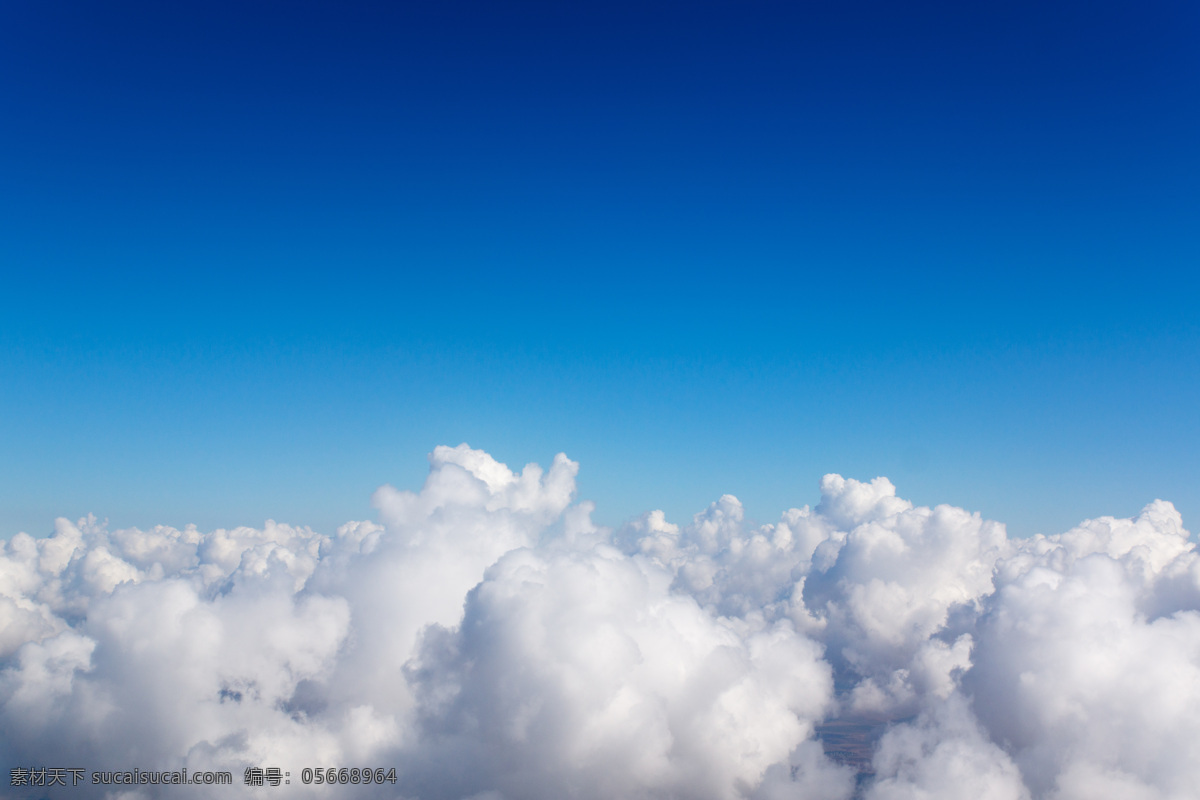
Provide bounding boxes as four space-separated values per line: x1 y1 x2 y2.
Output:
0 447 1196 799
966 506 1200 800
866 695 1029 800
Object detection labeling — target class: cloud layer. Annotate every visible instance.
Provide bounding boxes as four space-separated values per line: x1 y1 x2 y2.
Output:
2 445 1198 799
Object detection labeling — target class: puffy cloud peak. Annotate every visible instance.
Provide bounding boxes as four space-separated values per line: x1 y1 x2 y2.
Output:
0 452 1197 800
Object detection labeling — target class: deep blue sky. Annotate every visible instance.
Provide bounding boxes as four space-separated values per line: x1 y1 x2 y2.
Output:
2 0 1198 538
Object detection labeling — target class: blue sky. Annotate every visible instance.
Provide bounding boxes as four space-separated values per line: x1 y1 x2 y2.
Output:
2 0 1197 539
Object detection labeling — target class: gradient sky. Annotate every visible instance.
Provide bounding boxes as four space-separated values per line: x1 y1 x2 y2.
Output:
2 0 1198 539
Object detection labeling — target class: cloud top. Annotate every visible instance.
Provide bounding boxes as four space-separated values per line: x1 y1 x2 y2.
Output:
1 447 1197 799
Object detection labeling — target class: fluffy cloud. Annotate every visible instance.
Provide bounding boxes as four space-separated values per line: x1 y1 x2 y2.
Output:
0 447 1197 799
965 503 1200 800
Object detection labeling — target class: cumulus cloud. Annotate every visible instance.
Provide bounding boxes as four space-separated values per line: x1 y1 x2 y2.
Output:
0 447 1197 799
